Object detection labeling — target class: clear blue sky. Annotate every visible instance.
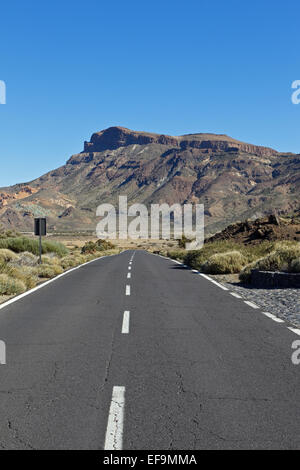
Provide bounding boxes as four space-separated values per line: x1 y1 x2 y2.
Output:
0 0 299 187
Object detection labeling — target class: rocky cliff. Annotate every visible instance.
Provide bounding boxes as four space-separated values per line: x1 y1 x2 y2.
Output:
0 127 298 234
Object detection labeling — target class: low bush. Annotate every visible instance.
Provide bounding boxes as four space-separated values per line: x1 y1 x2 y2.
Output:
34 264 63 279
41 255 61 266
252 244 300 272
0 237 68 257
167 249 185 261
0 262 38 289
81 239 115 254
201 251 247 274
60 256 79 269
0 249 19 262
239 242 300 282
290 258 300 273
0 273 26 295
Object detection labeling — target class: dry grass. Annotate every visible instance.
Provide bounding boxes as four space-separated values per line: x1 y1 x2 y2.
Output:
0 249 19 262
0 273 26 295
201 251 247 274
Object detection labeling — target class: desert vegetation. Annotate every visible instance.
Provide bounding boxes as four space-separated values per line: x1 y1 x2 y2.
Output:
164 239 300 283
0 230 119 301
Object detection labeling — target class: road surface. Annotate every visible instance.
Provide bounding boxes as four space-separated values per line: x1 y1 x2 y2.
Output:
0 250 299 450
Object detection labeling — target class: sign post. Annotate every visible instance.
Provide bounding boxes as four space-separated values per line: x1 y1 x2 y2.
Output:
34 218 47 264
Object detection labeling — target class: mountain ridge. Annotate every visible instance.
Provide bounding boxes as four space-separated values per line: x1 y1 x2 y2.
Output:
0 127 299 235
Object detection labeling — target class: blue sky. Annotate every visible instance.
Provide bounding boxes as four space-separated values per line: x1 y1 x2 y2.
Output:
0 0 299 187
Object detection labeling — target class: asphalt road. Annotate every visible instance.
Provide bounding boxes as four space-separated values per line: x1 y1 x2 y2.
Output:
0 250 299 450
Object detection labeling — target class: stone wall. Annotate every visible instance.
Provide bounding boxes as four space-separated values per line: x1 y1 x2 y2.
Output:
251 270 300 288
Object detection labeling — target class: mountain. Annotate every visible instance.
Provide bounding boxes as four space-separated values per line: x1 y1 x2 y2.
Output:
0 126 299 235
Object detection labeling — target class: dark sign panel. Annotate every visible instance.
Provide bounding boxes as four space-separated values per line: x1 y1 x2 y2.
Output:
34 218 47 237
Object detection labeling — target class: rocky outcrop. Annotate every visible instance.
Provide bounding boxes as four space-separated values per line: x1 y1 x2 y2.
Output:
0 186 38 208
83 127 179 152
206 213 300 244
82 126 278 158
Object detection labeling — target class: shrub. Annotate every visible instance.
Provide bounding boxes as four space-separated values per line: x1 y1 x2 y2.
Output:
290 258 300 273
253 244 300 272
0 273 26 295
201 251 247 274
0 262 38 289
60 256 79 269
34 264 63 279
81 239 115 254
167 249 186 261
0 249 18 262
239 243 300 282
0 237 68 257
239 261 257 283
41 255 61 266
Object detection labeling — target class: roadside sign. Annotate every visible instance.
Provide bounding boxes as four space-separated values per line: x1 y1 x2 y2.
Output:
34 218 47 236
34 218 47 264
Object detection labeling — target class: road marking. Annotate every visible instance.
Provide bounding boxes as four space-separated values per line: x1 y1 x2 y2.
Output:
127 273 131 279
262 312 285 323
128 266 131 270
244 300 259 309
104 386 125 450
122 311 130 334
0 255 112 312
129 262 132 265
288 327 300 336
126 285 131 296
199 273 229 291
230 292 242 299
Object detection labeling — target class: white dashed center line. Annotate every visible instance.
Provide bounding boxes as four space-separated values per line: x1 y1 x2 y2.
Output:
122 311 130 334
127 273 131 279
104 386 125 450
126 285 131 296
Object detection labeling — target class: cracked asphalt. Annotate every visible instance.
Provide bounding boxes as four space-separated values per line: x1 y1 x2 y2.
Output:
0 250 299 449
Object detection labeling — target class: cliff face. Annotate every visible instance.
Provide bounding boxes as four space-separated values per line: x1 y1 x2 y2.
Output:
83 126 277 158
0 127 298 234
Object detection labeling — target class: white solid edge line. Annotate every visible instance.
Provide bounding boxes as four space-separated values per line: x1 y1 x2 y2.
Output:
198 273 229 291
230 292 242 299
122 311 130 334
244 300 259 309
262 312 285 323
127 273 131 279
288 327 300 336
126 285 131 296
104 386 125 450
0 254 114 312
